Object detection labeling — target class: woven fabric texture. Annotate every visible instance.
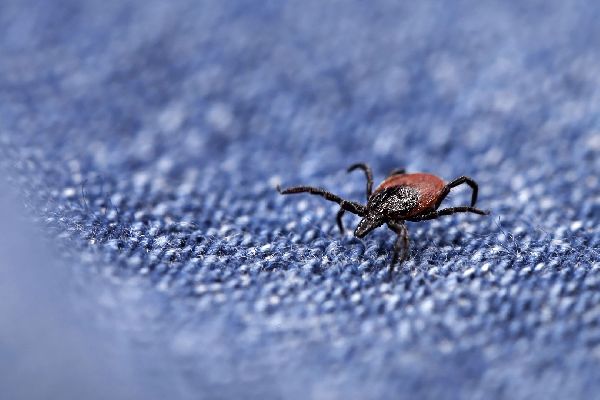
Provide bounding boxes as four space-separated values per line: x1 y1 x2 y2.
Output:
2 1 600 399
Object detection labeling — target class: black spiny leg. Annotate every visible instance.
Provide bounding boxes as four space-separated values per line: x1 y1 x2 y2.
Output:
388 221 409 266
387 168 406 177
435 176 480 208
406 206 490 222
277 185 366 216
336 209 346 234
347 163 374 199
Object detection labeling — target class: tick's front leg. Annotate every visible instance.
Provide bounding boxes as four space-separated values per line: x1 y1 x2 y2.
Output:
336 209 345 234
388 221 410 265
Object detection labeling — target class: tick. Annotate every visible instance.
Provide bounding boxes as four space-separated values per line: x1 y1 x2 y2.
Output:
277 163 490 265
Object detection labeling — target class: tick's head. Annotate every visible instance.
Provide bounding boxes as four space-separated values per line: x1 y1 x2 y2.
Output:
354 214 384 238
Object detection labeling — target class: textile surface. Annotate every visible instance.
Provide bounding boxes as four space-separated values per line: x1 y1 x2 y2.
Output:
2 1 600 399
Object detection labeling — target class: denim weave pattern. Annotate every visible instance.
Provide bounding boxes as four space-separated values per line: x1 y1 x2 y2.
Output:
1 1 600 399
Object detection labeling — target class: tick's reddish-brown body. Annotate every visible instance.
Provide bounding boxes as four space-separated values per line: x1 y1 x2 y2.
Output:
374 173 445 218
278 163 489 269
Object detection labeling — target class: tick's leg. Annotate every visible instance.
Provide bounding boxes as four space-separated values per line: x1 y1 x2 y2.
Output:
388 221 410 265
407 206 490 221
387 168 406 177
277 185 366 216
436 176 480 208
336 209 346 234
347 163 374 199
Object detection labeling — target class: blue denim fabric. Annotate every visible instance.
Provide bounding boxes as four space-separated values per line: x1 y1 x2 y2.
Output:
2 0 600 399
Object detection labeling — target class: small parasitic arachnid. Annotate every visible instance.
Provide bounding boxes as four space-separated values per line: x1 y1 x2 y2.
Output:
277 163 490 265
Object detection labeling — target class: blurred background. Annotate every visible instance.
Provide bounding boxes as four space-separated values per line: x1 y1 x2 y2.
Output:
1 1 600 399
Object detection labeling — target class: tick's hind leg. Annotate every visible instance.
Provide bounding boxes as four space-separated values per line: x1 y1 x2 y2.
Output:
436 176 480 208
387 168 406 177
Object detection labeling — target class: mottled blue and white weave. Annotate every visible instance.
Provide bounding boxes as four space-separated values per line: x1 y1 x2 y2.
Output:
2 1 600 399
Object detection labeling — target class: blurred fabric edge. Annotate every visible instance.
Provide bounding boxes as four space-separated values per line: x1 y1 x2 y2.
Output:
0 180 171 400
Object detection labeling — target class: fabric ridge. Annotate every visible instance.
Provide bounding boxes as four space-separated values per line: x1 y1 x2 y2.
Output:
1 1 600 399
